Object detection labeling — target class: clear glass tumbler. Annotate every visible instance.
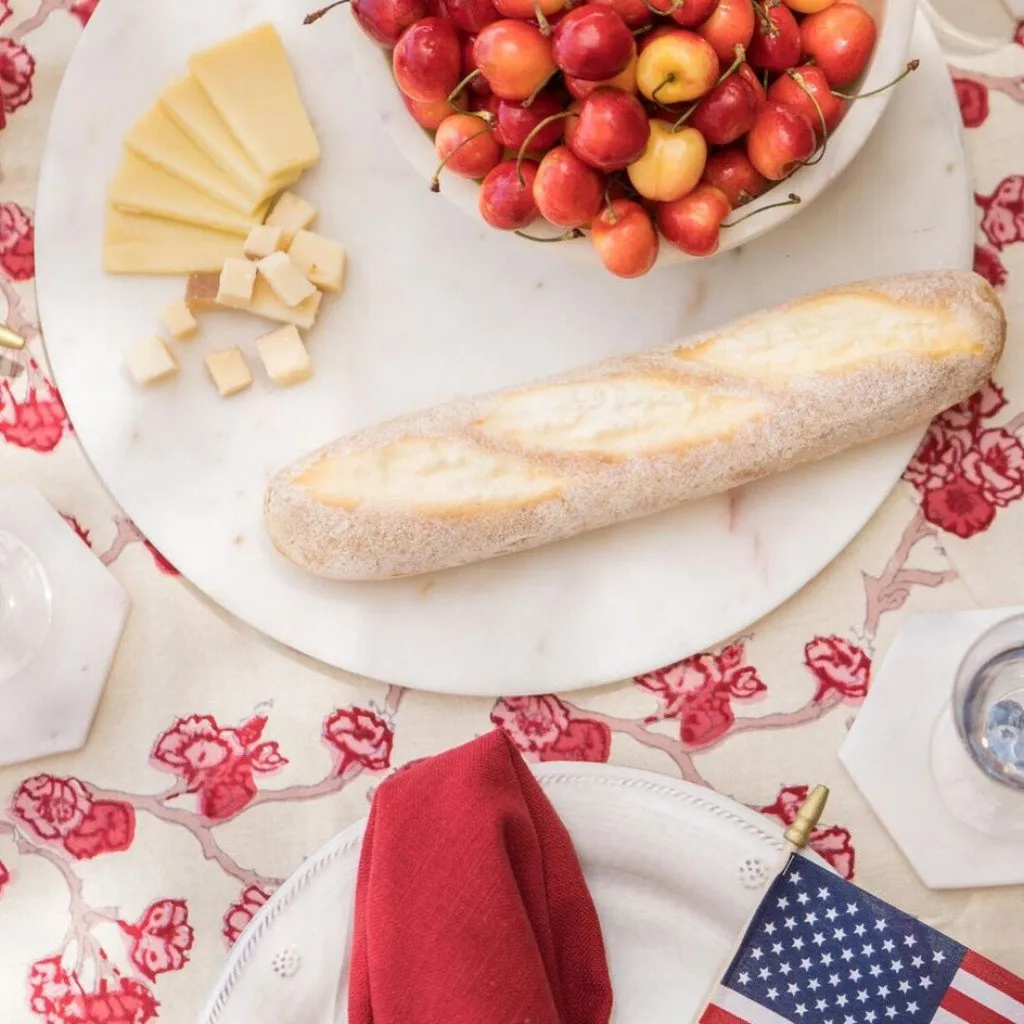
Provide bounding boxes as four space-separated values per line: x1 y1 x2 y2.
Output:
0 529 52 682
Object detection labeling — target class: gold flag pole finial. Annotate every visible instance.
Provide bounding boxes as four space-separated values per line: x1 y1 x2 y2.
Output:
784 785 830 851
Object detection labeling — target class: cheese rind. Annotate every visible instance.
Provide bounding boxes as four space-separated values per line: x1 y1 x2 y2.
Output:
257 251 318 308
126 335 178 385
257 325 313 386
217 258 258 308
103 208 243 275
265 192 316 245
110 153 264 235
161 300 199 340
287 230 346 292
189 24 321 179
205 347 252 397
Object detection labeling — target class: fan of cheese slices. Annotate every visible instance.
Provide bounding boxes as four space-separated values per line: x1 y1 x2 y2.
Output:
110 23 346 398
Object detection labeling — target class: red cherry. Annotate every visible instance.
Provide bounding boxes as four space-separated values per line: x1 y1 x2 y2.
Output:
494 0 564 18
689 66 761 146
441 0 499 32
403 92 464 130
340 0 427 46
800 2 878 88
638 23 678 55
552 6 633 81
461 37 493 96
565 43 637 98
533 146 605 227
479 159 540 228
591 198 659 277
737 60 766 103
473 20 556 101
494 90 566 151
568 87 650 171
746 99 816 180
589 0 652 31
393 18 462 102
767 65 845 139
433 113 502 180
697 0 755 64
657 183 730 256
668 0 717 28
701 145 768 207
747 2 801 72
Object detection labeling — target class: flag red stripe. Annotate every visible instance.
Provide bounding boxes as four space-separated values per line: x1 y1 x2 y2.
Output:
698 1005 747 1024
963 950 1024 1005
941 986 1014 1024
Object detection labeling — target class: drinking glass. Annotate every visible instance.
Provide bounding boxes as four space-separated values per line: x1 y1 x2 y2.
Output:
0 529 52 682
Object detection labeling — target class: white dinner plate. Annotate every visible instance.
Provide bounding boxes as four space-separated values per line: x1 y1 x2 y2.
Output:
36 4 972 695
197 763 815 1024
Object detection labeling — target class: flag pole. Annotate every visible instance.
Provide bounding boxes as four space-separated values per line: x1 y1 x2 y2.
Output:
689 785 831 1024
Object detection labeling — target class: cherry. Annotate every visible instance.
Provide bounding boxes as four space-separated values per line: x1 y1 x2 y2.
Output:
494 90 566 151
767 65 844 139
568 87 650 171
552 6 633 82
657 183 730 256
746 99 816 180
668 0 718 28
474 20 556 101
690 65 761 146
747 2 801 72
737 59 766 103
566 44 637 98
590 0 652 31
638 23 678 55
636 30 719 104
480 159 540 228
393 18 462 102
494 0 565 21
701 145 768 206
432 113 503 187
306 0 425 47
533 146 604 226
627 121 706 202
784 0 836 12
441 0 500 32
591 198 659 277
800 2 877 88
403 92 465 130
460 37 494 97
698 0 755 64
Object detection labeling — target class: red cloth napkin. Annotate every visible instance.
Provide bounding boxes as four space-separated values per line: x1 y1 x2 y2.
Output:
347 729 613 1024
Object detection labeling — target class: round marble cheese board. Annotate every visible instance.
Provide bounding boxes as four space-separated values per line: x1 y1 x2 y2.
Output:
36 1 973 696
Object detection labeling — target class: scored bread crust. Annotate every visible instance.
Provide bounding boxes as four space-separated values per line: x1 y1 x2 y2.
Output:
265 271 1006 580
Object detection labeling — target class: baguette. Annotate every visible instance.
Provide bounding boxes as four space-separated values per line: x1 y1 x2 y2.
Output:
265 271 1005 580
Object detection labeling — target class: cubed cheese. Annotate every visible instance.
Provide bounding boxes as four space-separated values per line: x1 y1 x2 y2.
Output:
125 335 178 385
204 347 252 397
287 230 346 293
217 258 258 308
244 224 285 260
257 251 318 308
186 272 322 329
256 325 313 386
161 300 199 340
265 192 316 245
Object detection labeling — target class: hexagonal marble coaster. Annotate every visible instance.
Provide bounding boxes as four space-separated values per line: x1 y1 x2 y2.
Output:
840 609 1024 890
0 484 129 767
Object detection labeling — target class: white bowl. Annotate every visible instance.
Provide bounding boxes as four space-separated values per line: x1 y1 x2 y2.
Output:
350 0 917 268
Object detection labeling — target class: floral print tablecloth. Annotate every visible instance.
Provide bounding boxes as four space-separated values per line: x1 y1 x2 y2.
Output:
1 4 1024 1022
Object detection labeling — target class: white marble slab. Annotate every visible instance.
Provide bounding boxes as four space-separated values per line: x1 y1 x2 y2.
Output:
35 5 973 695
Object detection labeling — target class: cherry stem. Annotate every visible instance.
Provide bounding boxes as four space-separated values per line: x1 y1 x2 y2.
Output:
650 73 678 112
752 1 779 37
524 70 559 107
670 43 744 132
786 69 829 166
832 59 920 101
722 192 800 228
533 0 552 35
515 110 573 185
643 0 682 13
447 68 482 104
304 0 348 23
603 181 618 223
429 116 495 193
515 227 585 242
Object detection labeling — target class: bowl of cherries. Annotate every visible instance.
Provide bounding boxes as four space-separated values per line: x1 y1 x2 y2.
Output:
310 0 917 278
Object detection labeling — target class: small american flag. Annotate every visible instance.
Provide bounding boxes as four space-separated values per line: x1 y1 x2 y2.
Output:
699 853 1024 1024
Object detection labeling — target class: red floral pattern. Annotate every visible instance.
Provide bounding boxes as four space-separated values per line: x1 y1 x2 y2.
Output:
28 955 160 1024
143 538 178 576
0 373 69 452
761 786 856 880
68 0 100 26
954 74 989 128
0 39 34 116
0 1 10 27
323 707 394 772
128 899 194 980
222 885 272 947
635 643 767 747
803 636 871 701
0 858 8 896
0 202 34 280
975 243 1008 289
491 695 572 752
977 175 1024 250
60 513 91 547
151 714 287 821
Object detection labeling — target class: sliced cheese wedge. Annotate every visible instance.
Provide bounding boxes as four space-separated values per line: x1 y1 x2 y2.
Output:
125 103 266 216
110 153 267 236
103 208 243 275
160 75 296 199
186 271 321 330
189 24 321 179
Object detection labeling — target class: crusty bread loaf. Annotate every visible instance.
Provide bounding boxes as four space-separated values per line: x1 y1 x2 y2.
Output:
265 271 1005 580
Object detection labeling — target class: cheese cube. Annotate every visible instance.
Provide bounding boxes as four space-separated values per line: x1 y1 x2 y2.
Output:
257 325 313 386
161 300 199 340
257 251 318 308
125 335 178 386
205 347 252 397
244 224 285 260
217 258 257 308
287 230 346 293
265 192 316 245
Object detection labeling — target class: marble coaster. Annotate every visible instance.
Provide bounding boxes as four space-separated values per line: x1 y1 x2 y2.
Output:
840 609 1024 890
0 485 129 767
